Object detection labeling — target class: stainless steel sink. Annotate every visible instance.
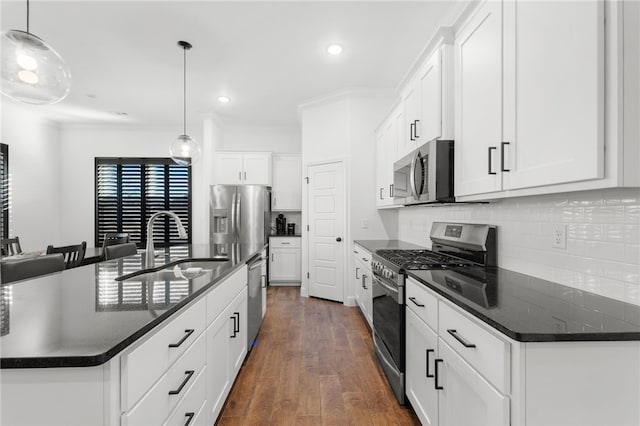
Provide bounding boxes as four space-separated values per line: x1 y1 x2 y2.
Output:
116 259 228 282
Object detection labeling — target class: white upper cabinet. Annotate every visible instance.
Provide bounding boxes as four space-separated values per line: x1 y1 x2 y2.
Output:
454 0 504 196
376 103 401 209
401 80 421 158
213 152 272 185
272 154 302 211
455 0 605 197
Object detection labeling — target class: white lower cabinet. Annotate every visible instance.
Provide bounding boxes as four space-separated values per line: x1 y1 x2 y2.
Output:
352 243 372 328
437 339 509 426
206 287 248 424
406 277 640 426
406 308 439 425
269 237 301 284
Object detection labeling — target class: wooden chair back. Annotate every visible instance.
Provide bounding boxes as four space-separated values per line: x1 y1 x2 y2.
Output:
1 254 65 283
1 237 22 256
104 242 138 261
101 233 130 250
46 241 87 269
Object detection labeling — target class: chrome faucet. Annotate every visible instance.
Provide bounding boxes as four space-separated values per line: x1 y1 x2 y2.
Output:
145 210 187 268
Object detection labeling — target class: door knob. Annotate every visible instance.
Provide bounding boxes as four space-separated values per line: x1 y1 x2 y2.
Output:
336 237 342 242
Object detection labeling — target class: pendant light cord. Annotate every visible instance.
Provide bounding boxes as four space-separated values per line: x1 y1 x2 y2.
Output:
183 46 187 136
26 0 30 33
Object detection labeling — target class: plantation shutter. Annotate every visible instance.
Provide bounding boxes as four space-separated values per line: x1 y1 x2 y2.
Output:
95 158 191 248
0 143 8 241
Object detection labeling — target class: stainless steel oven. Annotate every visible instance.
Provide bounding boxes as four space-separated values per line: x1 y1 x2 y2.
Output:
393 139 454 206
371 271 405 403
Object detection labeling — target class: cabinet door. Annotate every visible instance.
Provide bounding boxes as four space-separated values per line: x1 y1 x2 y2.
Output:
228 288 248 376
502 0 604 190
402 82 420 157
213 153 243 184
242 153 272 185
419 49 442 144
206 306 231 425
454 0 503 196
353 255 364 310
437 339 510 426
272 154 301 210
375 127 388 207
362 272 373 327
269 248 301 281
406 309 439 426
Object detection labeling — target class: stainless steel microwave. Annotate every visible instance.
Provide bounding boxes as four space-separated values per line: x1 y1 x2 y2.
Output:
393 139 454 205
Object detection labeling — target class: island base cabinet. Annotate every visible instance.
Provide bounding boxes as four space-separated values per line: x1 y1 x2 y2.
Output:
163 368 207 426
437 338 510 426
206 287 248 425
0 363 115 426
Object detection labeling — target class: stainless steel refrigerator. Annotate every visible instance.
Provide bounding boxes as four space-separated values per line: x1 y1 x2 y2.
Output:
209 184 270 350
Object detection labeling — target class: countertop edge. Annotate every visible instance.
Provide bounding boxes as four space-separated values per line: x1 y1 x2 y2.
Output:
406 271 640 343
1 247 265 369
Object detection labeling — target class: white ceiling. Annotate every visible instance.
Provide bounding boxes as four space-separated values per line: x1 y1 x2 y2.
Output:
1 1 462 128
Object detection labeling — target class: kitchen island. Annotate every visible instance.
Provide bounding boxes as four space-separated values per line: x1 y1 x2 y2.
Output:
0 244 263 425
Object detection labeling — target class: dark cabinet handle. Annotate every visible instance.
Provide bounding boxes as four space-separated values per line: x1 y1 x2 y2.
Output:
244 171 247 180
169 329 195 348
426 349 434 378
488 146 497 175
355 267 360 279
380 188 384 200
362 274 368 290
434 359 444 390
414 120 420 139
408 297 425 307
336 237 342 242
447 329 476 348
169 370 195 395
238 171 242 181
184 412 195 426
230 313 240 338
389 184 394 197
501 141 510 172
410 122 415 141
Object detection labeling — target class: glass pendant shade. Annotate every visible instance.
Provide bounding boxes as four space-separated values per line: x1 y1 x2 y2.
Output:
0 30 71 105
170 134 201 166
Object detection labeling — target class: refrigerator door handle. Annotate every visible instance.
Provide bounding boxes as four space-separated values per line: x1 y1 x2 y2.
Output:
235 194 241 241
230 192 237 242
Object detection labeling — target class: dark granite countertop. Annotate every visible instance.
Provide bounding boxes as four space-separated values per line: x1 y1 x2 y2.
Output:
353 239 426 253
0 244 264 369
269 234 302 238
408 266 640 342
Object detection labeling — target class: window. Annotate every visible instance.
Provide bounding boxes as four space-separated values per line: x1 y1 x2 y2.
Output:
95 158 191 248
1 143 8 241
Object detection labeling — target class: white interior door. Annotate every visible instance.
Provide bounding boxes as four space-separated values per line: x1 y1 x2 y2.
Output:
307 161 345 302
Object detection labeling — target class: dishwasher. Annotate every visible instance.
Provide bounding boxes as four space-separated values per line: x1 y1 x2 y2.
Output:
246 253 264 350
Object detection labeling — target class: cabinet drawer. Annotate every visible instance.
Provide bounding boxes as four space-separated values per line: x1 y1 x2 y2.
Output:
123 331 206 426
406 278 438 332
163 367 207 426
206 265 247 324
269 237 301 248
438 301 510 394
353 244 371 263
121 297 206 412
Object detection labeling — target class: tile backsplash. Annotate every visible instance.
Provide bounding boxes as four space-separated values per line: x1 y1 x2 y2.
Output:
397 188 640 306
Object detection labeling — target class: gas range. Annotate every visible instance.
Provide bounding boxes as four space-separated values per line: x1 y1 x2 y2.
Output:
371 222 497 288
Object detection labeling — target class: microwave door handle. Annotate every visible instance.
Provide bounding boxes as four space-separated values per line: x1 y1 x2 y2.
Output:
409 150 421 200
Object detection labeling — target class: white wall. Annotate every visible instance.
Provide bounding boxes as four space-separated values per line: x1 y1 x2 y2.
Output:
219 124 300 153
0 101 62 251
59 124 207 246
397 188 640 306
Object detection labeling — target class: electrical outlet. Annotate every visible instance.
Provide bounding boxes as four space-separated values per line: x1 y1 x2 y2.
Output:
362 219 369 229
552 224 567 249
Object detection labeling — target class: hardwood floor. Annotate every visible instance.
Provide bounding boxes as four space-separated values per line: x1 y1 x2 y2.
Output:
218 286 420 426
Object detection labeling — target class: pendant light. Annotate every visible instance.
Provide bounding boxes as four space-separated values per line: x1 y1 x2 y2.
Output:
170 41 201 167
0 0 71 105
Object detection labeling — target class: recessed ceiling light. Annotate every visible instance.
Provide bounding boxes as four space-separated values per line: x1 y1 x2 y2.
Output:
217 96 231 103
327 44 343 55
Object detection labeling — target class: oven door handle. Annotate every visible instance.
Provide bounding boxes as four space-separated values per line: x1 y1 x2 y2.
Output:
373 274 399 296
